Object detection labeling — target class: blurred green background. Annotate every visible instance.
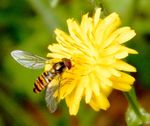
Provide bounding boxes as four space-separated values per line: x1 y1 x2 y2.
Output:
0 0 150 126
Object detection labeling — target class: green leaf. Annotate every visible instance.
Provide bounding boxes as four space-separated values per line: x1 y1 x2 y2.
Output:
141 109 150 125
126 105 143 126
125 88 150 125
126 106 150 126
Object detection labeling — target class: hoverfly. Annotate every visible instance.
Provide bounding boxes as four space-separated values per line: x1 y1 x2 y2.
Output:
11 50 72 113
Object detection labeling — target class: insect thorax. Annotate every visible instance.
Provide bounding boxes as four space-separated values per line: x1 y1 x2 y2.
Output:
52 62 65 74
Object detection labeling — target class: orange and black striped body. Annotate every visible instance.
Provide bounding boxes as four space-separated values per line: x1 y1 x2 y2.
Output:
33 58 72 93
33 71 55 93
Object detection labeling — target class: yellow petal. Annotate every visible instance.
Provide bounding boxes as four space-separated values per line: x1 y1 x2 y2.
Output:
103 27 131 48
95 66 111 78
121 46 138 54
99 56 116 65
85 86 92 103
113 60 137 72
100 76 113 86
89 98 100 111
67 78 86 115
102 44 121 56
107 68 121 77
111 72 135 91
115 51 128 59
90 74 100 96
48 44 71 58
59 80 76 99
93 8 101 26
98 93 110 110
89 93 110 110
112 83 132 91
111 72 135 84
116 30 136 44
95 12 121 46
81 13 92 33
67 19 82 41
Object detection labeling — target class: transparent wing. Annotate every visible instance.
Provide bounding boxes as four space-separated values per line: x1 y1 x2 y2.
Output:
45 85 59 113
11 50 47 69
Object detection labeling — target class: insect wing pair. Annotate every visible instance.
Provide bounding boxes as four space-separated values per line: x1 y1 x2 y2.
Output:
11 50 59 113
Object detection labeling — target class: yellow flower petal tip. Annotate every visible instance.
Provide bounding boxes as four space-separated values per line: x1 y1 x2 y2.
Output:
46 8 138 115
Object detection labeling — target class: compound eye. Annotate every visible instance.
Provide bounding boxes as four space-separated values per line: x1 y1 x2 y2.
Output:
66 62 71 69
63 59 71 69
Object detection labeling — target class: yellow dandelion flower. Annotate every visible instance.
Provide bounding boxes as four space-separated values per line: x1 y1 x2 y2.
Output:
45 8 138 115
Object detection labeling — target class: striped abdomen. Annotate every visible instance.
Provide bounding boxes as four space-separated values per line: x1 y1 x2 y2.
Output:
33 59 71 93
33 71 55 93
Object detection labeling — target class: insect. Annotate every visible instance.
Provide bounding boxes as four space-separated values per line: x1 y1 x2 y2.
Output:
11 50 72 113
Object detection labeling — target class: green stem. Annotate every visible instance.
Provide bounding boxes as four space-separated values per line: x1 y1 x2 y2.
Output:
124 88 144 122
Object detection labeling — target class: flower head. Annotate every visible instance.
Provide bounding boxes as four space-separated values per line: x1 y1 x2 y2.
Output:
45 8 138 115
